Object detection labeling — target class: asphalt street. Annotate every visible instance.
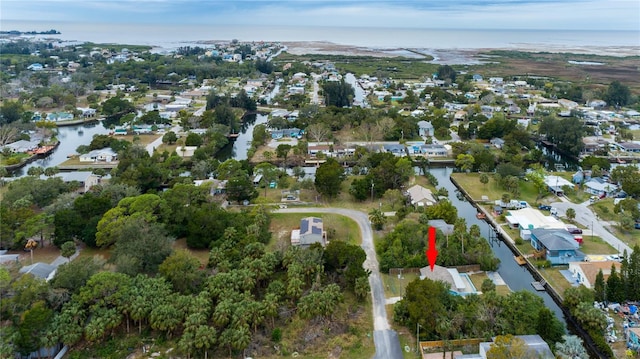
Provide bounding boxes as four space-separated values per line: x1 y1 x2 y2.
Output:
551 200 631 254
275 207 404 359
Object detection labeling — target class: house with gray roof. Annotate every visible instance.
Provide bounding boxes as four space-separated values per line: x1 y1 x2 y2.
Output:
481 335 553 358
584 178 618 197
530 228 585 265
54 171 101 193
19 262 57 281
417 120 434 137
291 217 327 248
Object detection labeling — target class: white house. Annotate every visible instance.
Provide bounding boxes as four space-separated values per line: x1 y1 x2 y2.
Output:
584 179 617 197
568 261 621 288
54 171 101 193
417 120 434 137
291 217 327 248
79 148 118 163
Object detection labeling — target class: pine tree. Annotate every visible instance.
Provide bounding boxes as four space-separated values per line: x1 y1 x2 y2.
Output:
593 269 605 303
606 265 624 303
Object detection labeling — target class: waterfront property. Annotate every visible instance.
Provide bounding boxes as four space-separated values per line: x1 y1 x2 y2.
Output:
472 335 553 359
530 228 586 265
290 217 327 248
405 184 437 207
419 265 478 296
568 260 621 288
504 207 566 239
79 148 118 162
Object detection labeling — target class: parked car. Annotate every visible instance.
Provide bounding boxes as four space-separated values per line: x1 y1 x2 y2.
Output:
635 223 640 230
567 227 583 234
538 204 552 211
607 254 623 262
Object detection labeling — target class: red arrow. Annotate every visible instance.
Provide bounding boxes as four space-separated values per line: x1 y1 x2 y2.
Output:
426 226 438 272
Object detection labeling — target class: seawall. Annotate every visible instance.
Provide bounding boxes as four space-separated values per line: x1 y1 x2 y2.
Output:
450 174 608 359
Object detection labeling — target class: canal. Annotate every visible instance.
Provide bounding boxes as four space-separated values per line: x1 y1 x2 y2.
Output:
430 167 568 325
13 121 111 177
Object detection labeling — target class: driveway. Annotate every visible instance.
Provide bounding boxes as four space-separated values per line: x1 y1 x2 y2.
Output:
550 200 631 254
275 207 403 359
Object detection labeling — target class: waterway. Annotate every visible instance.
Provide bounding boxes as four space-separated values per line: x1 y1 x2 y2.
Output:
429 167 568 325
12 121 111 177
217 113 269 161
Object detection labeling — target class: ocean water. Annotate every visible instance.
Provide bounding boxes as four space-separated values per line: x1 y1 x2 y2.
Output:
3 20 639 51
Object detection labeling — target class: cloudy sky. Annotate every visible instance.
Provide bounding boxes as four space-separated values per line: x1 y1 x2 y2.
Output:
2 0 639 30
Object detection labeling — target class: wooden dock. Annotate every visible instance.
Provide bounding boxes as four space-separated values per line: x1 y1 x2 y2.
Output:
514 256 527 266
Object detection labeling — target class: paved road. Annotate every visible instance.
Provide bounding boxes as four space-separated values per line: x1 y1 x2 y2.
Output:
550 200 631 254
275 207 403 359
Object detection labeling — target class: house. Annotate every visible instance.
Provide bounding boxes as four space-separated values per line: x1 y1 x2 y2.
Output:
428 220 454 236
19 262 57 281
176 146 198 157
270 128 303 139
489 138 505 149
79 148 118 162
530 228 586 265
47 112 74 122
417 120 434 137
419 265 477 296
543 175 574 196
419 144 448 157
77 107 97 117
568 261 621 288
0 250 19 264
405 184 437 207
291 217 327 248
27 63 44 71
2 139 39 153
194 178 227 195
584 178 617 197
382 144 406 156
477 335 553 359
618 142 640 153
54 171 101 193
504 208 565 234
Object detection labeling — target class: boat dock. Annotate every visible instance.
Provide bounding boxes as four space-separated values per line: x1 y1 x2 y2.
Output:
531 280 547 291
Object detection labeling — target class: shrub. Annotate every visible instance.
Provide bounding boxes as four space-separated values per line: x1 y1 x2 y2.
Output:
271 328 282 342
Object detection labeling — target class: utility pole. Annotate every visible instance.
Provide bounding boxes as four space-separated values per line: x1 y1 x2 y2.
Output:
371 181 375 202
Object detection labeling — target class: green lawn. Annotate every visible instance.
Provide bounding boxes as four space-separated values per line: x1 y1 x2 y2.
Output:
268 213 361 251
0 152 31 166
538 266 572 299
590 199 617 221
450 173 548 205
381 273 421 298
468 272 511 296
581 236 618 255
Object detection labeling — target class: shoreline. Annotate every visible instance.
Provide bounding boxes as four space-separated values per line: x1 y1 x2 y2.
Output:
281 41 640 60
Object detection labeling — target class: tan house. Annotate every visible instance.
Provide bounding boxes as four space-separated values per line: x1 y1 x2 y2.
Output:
291 217 327 248
568 261 621 288
405 184 437 207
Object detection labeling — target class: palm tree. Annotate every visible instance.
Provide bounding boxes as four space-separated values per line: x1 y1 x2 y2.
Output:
368 208 386 230
566 208 576 222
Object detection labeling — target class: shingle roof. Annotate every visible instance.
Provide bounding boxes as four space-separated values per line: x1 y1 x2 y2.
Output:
19 262 56 280
531 228 579 250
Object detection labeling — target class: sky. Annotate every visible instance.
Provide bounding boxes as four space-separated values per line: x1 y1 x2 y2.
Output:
1 0 639 31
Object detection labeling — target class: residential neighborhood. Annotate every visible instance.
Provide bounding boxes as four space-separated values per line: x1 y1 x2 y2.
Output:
0 31 639 359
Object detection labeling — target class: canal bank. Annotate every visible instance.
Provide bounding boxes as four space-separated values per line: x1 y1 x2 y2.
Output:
447 170 607 358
